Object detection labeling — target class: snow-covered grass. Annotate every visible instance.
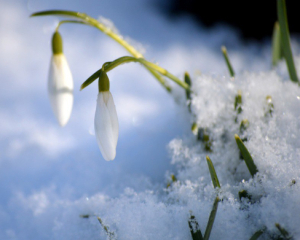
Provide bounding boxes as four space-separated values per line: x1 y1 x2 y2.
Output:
1 0 300 239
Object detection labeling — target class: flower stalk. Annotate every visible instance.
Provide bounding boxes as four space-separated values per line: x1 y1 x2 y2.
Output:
80 56 190 91
31 10 172 91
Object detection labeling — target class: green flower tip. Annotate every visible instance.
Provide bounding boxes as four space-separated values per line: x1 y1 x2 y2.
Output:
266 95 273 103
234 134 240 140
52 31 63 54
206 155 210 161
191 122 198 135
98 70 110 92
221 46 227 54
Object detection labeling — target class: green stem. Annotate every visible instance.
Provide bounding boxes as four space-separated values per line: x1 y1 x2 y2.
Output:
31 10 172 91
277 0 299 83
80 56 190 91
56 20 87 31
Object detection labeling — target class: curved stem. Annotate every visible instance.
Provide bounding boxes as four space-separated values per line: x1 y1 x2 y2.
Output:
103 57 189 90
80 56 190 91
31 10 172 91
56 20 88 31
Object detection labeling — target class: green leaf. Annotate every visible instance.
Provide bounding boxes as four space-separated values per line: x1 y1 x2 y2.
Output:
191 122 198 135
188 215 204 240
239 119 249 135
203 197 219 240
31 10 87 19
234 90 242 113
277 0 299 83
275 223 292 239
80 69 101 90
206 156 221 189
185 71 192 112
184 72 192 99
249 228 265 240
272 22 283 66
221 46 235 77
235 134 258 177
97 217 115 240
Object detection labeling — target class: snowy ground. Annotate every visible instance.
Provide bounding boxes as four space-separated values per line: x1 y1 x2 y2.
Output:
0 0 299 239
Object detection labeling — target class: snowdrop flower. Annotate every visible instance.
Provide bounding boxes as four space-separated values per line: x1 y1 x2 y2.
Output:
94 70 119 161
48 31 74 126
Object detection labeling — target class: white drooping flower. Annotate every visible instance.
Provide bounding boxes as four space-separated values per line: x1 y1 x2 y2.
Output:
94 71 119 161
48 31 74 127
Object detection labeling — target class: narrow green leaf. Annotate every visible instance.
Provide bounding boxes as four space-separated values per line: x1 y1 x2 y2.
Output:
275 223 292 239
272 22 283 66
235 134 258 177
239 119 249 135
146 67 172 92
277 0 299 83
191 122 198 135
80 69 101 90
184 72 192 99
188 215 204 240
31 10 87 19
249 228 265 240
97 217 115 240
206 156 221 189
185 71 192 112
203 197 219 240
221 46 235 77
166 174 177 188
234 90 242 113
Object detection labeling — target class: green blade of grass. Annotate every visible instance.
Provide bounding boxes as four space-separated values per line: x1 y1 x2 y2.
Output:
206 156 221 189
97 217 115 240
272 22 283 66
249 228 265 240
277 0 299 83
234 90 242 113
234 134 258 177
275 223 292 239
221 46 235 77
185 71 192 112
203 197 219 240
188 215 204 240
184 72 192 100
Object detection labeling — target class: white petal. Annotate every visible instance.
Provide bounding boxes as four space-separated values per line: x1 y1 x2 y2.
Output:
94 92 119 161
48 54 74 127
103 92 119 148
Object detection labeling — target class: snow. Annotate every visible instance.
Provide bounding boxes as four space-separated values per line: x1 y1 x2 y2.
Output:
0 0 300 239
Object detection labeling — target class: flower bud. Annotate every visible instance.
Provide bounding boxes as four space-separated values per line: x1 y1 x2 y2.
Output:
48 31 74 127
94 90 119 161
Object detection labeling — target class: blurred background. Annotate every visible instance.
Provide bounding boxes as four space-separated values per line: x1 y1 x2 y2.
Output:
158 0 300 41
0 0 297 238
